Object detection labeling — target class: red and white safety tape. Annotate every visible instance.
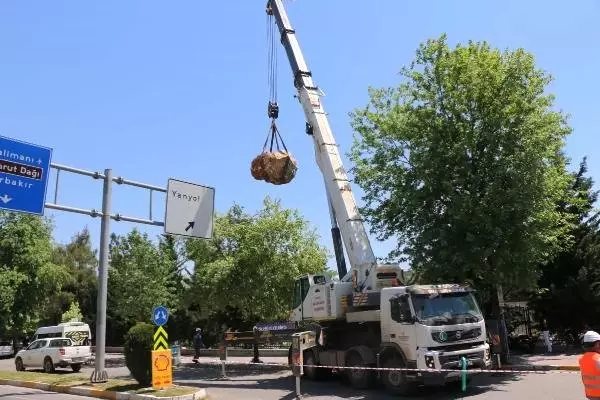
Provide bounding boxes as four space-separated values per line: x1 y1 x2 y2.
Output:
185 359 581 374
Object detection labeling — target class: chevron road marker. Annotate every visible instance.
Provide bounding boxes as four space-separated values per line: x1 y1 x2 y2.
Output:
153 326 169 351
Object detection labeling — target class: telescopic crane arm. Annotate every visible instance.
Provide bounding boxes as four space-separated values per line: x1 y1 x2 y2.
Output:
266 0 378 292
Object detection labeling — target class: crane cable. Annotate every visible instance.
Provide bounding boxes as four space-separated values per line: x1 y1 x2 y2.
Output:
262 12 288 154
267 11 278 113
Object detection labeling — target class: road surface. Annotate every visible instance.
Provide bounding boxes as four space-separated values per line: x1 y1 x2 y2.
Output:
0 355 588 399
173 365 587 400
0 384 98 400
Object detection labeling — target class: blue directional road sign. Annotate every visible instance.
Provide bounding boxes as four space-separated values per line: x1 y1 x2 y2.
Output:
152 305 169 326
0 136 52 215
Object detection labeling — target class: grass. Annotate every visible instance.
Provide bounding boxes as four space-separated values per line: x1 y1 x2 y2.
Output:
0 370 202 397
130 386 201 397
0 370 88 386
90 380 199 397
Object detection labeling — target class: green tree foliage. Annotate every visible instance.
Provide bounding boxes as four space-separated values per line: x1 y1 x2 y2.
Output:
529 158 600 335
349 34 573 296
107 229 179 324
0 196 327 346
156 235 191 342
61 301 83 323
186 197 328 333
0 212 70 337
123 322 154 386
44 228 98 327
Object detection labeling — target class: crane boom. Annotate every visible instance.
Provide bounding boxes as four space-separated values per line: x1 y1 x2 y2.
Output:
267 0 378 292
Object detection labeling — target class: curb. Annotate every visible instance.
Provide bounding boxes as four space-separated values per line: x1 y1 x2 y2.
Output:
179 360 289 373
0 379 207 400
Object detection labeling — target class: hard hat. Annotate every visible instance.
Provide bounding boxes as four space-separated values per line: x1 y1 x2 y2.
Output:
583 331 600 343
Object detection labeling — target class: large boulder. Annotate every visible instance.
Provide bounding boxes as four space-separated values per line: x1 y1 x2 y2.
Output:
251 151 298 185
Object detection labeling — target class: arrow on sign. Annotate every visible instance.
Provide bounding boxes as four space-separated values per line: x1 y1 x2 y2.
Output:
185 221 195 232
0 195 12 204
153 326 169 350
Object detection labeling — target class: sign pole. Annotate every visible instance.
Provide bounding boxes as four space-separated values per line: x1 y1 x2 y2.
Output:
90 168 112 383
0 135 215 385
151 305 172 390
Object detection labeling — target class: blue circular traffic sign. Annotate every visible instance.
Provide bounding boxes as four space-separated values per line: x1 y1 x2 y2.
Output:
152 305 169 326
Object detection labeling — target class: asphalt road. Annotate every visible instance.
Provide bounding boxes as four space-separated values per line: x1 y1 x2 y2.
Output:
0 384 98 400
172 366 587 400
0 355 589 399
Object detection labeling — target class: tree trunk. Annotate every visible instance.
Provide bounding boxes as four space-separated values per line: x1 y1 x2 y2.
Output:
491 284 510 363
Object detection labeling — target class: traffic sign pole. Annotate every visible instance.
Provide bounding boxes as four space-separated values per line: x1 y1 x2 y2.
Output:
0 134 215 385
151 305 171 389
90 169 112 383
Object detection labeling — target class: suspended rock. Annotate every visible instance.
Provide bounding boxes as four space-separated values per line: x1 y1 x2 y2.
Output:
251 151 298 185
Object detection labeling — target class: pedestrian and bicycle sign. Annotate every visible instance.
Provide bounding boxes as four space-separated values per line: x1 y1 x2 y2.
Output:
152 305 169 326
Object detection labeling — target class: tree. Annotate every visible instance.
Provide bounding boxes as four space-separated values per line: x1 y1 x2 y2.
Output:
124 322 154 386
62 301 83 323
187 197 329 334
157 235 192 341
529 158 600 335
107 229 179 326
349 35 574 358
0 212 70 337
539 158 597 289
44 228 98 327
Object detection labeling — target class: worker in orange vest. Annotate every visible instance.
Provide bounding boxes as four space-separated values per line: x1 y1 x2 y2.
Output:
580 331 600 399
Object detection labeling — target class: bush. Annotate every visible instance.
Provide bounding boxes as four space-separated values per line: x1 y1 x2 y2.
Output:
124 322 154 386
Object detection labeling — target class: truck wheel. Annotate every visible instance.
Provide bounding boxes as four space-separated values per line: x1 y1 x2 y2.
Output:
15 357 25 372
71 363 82 372
303 350 333 381
43 357 55 373
382 356 417 396
303 351 319 380
345 351 374 389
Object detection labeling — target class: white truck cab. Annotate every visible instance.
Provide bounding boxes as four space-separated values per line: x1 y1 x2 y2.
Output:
379 284 491 386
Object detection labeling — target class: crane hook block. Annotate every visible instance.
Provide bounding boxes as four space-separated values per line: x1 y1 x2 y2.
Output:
268 102 279 119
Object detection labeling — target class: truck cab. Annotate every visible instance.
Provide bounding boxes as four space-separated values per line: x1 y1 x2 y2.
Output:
380 284 491 385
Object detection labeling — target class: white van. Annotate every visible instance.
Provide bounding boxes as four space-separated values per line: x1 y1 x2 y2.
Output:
33 322 92 347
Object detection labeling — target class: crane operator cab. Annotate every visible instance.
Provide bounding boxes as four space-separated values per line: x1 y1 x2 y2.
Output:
290 266 406 322
290 274 339 322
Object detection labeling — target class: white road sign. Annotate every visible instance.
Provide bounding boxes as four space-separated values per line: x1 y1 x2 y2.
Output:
164 178 215 239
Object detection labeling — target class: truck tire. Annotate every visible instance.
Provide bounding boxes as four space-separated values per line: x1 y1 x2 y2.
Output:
71 363 82 372
302 350 319 380
381 355 417 396
302 350 332 381
345 351 375 389
43 357 55 373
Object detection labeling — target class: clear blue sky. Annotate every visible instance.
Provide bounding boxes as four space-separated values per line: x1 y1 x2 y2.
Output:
1 0 599 271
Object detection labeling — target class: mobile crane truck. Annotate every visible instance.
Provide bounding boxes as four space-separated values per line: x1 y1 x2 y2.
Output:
256 0 493 395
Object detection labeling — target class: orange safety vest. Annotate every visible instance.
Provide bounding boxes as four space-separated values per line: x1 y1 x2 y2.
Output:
579 352 600 399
